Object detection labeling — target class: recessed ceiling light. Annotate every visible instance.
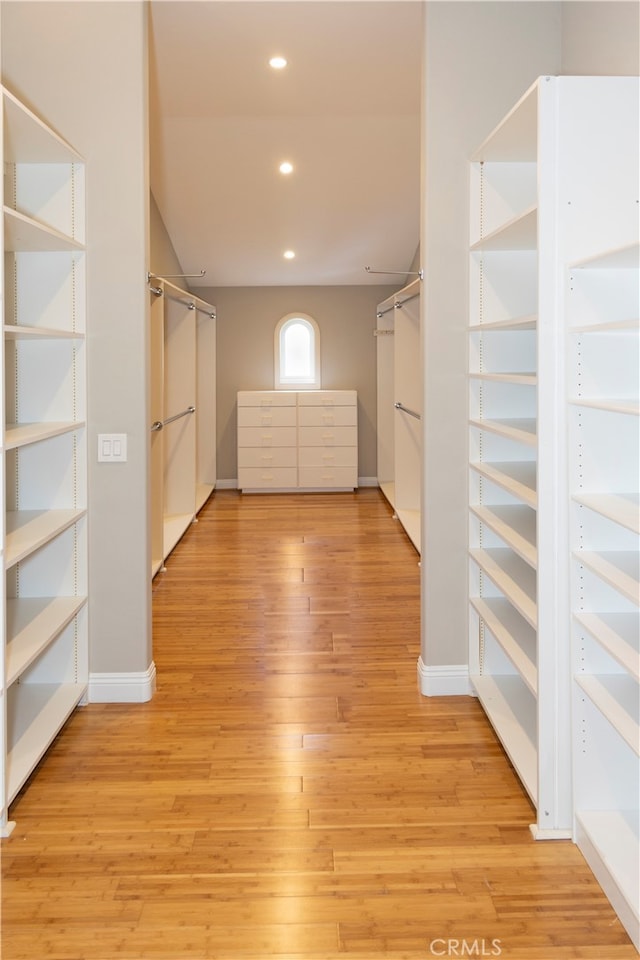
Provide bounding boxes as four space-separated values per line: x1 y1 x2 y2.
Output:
279 161 294 175
283 250 295 260
269 56 287 70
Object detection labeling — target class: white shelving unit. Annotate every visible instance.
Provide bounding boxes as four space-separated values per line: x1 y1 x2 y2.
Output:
148 279 216 577
376 278 421 552
569 240 639 950
468 76 566 833
1 86 88 835
469 74 639 946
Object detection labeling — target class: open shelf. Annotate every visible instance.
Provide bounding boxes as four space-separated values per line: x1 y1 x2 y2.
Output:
4 324 85 340
575 811 639 952
470 504 537 567
6 681 87 805
6 596 87 686
5 421 84 450
4 207 83 253
573 493 639 535
5 509 86 567
469 547 537 629
469 417 537 447
470 674 537 803
576 674 639 756
470 461 537 508
470 205 537 252
471 596 537 694
574 550 639 606
573 612 639 681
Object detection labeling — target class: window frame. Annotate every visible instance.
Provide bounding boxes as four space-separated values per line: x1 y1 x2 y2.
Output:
274 312 321 390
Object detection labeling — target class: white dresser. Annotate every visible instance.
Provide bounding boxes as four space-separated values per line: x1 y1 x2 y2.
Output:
237 390 358 492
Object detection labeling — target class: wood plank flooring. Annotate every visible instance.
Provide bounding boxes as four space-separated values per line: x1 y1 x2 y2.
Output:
2 489 636 959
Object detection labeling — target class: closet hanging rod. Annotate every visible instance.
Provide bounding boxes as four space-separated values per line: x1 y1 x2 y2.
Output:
147 270 206 281
365 266 423 279
376 304 395 318
394 401 421 421
195 306 216 320
394 292 420 308
150 406 196 432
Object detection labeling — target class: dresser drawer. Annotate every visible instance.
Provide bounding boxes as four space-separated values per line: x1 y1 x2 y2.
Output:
297 390 357 407
238 467 298 489
238 447 297 468
298 466 357 488
237 390 296 408
238 405 297 428
237 425 297 447
298 405 356 427
298 446 357 468
298 425 357 447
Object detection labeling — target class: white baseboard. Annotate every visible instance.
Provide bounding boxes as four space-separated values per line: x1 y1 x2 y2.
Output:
217 478 380 491
215 478 237 490
88 662 157 703
417 657 472 696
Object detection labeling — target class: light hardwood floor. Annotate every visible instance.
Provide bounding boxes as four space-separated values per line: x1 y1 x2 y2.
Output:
2 490 636 959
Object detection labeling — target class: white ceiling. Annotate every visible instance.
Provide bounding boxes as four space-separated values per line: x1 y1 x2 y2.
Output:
148 1 423 287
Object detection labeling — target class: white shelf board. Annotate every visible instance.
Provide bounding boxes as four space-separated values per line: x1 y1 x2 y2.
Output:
6 681 86 804
576 674 639 756
379 480 395 510
163 513 194 559
469 314 537 332
470 206 537 252
5 420 85 450
469 547 537 629
4 323 84 340
470 504 537 567
3 86 83 163
470 461 537 509
3 206 84 253
469 417 537 447
471 79 538 162
571 243 640 271
396 507 420 554
195 482 214 514
6 596 87 686
470 372 537 386
573 493 640 535
574 612 640 681
570 319 639 334
5 509 85 567
571 397 639 416
471 596 537 695
470 673 538 804
575 550 639 606
575 810 639 951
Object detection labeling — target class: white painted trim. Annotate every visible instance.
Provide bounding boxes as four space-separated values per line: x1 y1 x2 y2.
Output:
88 662 157 703
417 657 473 697
358 476 378 488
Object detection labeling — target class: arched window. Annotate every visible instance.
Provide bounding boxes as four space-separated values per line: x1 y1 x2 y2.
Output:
274 313 321 389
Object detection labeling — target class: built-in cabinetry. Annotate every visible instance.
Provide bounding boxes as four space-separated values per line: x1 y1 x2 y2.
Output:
375 279 421 552
237 390 357 492
148 279 216 576
1 87 88 835
568 244 639 950
468 75 638 946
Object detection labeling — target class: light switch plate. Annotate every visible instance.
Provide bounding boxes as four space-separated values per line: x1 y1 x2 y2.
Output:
98 433 128 462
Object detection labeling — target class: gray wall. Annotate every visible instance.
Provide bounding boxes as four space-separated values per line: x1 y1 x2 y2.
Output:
199 283 397 483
